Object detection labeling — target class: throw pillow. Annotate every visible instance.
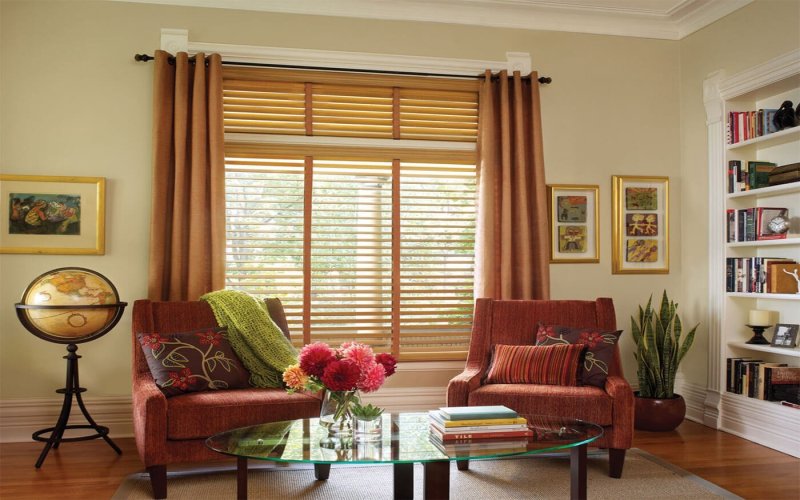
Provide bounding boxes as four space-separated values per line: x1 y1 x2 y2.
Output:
485 343 586 386
138 327 250 397
535 324 622 387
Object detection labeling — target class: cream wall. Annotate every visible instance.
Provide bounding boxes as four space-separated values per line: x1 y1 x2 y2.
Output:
0 0 780 410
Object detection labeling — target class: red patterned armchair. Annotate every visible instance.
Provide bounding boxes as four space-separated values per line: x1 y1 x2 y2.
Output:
132 298 321 498
447 297 633 477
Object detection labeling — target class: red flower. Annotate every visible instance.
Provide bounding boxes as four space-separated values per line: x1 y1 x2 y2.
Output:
578 331 604 349
375 352 397 377
299 342 337 378
536 326 555 343
140 333 165 350
168 368 195 391
320 359 361 392
196 330 223 346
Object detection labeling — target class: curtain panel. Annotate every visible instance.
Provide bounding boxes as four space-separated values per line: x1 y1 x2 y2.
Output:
148 51 226 301
475 70 550 300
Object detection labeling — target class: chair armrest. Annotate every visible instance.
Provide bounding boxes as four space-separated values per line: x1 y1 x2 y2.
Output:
446 368 483 407
131 373 169 466
604 375 634 449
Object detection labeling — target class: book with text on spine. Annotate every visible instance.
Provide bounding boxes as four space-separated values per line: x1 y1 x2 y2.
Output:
430 427 533 441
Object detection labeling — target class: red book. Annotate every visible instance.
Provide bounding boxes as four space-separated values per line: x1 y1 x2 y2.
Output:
431 428 533 441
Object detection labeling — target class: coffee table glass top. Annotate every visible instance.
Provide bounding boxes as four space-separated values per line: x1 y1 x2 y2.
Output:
206 412 603 464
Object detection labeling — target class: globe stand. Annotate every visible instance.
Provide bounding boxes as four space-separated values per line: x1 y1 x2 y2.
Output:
32 343 122 468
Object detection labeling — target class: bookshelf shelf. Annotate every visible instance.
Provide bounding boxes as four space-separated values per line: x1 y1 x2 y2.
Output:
728 341 800 358
706 49 800 458
726 237 800 248
726 181 800 199
726 125 800 150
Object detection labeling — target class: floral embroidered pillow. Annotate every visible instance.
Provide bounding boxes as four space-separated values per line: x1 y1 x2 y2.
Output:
535 324 622 387
138 327 250 397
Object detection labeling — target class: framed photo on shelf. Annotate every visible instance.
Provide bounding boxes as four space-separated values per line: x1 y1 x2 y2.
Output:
611 175 669 274
0 175 105 255
771 323 799 348
547 184 599 263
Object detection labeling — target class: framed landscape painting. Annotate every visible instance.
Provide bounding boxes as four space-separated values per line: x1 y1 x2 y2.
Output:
0 175 105 255
611 175 668 274
547 184 599 263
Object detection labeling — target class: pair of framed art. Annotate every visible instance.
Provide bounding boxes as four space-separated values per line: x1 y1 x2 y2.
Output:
548 175 669 274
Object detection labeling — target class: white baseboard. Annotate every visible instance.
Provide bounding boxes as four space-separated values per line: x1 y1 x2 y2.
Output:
717 393 800 458
0 387 448 444
673 379 708 424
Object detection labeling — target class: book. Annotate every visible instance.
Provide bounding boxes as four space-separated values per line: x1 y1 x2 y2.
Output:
765 367 800 404
747 161 776 190
770 161 800 175
757 363 788 399
429 427 533 441
780 401 800 409
756 207 789 240
438 405 518 420
428 410 527 428
429 435 529 455
430 421 529 434
768 170 800 186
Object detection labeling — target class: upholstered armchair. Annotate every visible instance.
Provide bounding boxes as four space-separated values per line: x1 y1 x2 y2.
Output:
131 298 321 498
447 297 633 478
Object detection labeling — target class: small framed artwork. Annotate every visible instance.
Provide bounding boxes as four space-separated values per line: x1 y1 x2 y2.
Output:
547 184 599 263
0 175 105 255
771 324 799 348
611 175 669 274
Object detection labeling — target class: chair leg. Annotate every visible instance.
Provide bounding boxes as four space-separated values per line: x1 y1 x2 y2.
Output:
147 465 167 499
608 448 626 478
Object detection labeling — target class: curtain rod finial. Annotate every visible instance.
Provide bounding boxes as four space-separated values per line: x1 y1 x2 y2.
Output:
135 54 154 62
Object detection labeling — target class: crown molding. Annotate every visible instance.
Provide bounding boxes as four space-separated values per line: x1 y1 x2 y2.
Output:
117 0 752 40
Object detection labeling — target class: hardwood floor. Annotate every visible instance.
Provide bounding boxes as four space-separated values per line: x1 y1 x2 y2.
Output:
0 420 798 499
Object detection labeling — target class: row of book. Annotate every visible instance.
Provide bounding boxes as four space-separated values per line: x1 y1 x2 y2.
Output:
727 109 779 145
726 160 775 193
428 405 531 453
726 357 800 405
726 257 797 293
725 207 789 242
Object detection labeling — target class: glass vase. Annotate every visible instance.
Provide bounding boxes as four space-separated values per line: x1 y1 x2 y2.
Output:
354 414 383 441
319 390 358 436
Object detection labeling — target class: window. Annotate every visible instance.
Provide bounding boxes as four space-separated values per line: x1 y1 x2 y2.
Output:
222 68 478 360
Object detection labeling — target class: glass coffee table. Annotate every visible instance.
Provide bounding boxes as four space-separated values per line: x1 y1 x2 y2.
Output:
206 412 603 500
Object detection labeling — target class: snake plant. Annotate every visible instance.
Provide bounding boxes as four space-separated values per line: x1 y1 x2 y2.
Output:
631 291 698 399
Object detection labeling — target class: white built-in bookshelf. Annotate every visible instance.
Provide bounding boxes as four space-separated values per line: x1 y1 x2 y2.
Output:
705 49 800 458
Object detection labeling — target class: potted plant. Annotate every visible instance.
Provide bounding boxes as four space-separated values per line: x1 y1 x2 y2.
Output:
631 291 698 431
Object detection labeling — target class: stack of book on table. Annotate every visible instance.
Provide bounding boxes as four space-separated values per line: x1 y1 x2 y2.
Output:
428 405 532 454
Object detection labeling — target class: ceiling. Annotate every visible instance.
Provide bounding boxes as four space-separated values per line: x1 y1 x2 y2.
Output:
118 0 753 40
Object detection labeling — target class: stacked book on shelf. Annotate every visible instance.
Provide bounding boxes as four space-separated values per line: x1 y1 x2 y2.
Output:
726 257 797 293
727 109 778 145
726 358 800 406
727 160 777 193
428 405 532 454
768 162 800 186
725 207 788 242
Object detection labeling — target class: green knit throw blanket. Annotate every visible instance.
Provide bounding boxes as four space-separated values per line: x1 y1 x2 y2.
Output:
201 290 297 388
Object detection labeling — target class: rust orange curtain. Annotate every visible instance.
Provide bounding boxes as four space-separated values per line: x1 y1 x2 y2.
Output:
475 70 550 300
148 51 225 301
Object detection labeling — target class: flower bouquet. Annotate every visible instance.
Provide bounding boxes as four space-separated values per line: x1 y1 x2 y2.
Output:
283 341 397 436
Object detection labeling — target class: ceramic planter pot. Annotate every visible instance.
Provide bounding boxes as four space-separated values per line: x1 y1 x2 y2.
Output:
634 393 686 431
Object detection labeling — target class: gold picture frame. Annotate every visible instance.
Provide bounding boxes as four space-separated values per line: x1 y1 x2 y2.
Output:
547 184 599 263
611 175 669 274
0 175 105 255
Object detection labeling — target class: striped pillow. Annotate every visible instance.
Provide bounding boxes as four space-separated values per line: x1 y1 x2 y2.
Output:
485 343 586 386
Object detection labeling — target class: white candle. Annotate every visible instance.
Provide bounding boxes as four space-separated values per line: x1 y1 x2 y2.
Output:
748 310 771 326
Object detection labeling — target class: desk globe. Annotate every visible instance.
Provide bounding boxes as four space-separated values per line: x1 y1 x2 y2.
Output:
15 267 127 468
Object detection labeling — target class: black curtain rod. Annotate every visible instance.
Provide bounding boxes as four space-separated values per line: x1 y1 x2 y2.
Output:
133 53 552 84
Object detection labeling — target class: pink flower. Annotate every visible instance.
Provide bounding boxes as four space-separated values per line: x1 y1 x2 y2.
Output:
358 362 386 393
321 359 361 392
342 342 375 370
196 329 223 346
282 364 309 391
578 331 604 349
299 342 336 378
536 325 555 343
168 368 195 391
140 333 165 350
375 353 397 377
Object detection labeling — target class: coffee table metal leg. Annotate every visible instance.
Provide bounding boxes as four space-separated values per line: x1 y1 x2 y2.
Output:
237 457 248 500
570 444 587 500
423 461 450 500
314 463 331 480
393 462 413 500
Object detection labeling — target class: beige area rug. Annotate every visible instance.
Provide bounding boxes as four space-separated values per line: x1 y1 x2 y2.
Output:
113 449 740 500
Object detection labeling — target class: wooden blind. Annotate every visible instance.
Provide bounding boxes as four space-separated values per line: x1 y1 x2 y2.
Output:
224 153 475 359
222 69 479 142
